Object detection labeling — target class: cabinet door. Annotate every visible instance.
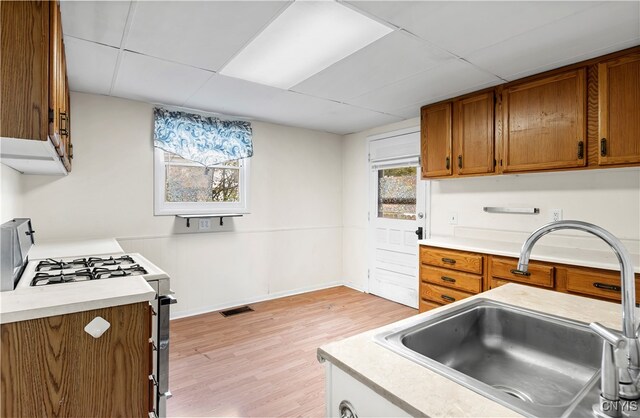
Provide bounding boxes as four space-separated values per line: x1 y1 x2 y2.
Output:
455 92 494 175
598 53 640 165
0 1 50 141
1 303 151 417
48 0 62 148
502 69 586 172
421 102 452 178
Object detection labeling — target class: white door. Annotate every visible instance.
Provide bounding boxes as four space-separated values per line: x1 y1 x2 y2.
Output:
368 129 427 309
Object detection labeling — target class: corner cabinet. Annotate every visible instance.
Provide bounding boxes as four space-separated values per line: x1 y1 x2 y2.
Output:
598 52 640 166
0 0 72 173
502 69 586 173
420 46 640 180
1 302 151 417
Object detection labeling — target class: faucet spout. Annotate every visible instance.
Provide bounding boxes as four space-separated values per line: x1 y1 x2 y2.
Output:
517 220 637 341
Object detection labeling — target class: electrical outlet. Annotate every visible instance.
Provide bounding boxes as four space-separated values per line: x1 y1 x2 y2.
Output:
198 218 211 230
448 212 458 225
551 209 563 222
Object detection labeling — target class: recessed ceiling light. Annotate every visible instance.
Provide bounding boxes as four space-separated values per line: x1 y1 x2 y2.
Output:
220 1 393 89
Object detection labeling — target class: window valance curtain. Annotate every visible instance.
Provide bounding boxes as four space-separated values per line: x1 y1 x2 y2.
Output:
153 108 253 166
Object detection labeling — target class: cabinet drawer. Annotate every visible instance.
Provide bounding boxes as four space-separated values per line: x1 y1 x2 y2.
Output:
421 283 473 305
419 298 442 313
420 265 482 294
491 256 554 288
564 268 640 302
420 247 483 274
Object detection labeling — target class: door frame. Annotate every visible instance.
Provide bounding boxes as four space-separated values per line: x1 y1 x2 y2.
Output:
366 126 431 296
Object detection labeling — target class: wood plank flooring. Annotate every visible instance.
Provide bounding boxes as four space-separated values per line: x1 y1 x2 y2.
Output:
168 286 417 417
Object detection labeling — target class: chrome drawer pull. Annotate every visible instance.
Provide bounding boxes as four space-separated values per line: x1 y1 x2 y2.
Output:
442 257 456 264
594 282 621 292
510 269 531 277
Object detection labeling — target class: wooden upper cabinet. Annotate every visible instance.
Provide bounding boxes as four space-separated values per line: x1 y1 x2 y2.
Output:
454 92 494 175
421 102 452 178
0 0 50 141
502 68 587 172
598 52 640 166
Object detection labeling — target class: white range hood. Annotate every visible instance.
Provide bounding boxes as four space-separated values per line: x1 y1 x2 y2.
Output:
0 137 67 175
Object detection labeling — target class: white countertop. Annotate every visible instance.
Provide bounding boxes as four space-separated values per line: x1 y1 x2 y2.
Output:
418 236 640 273
0 275 155 324
318 284 627 417
28 238 124 260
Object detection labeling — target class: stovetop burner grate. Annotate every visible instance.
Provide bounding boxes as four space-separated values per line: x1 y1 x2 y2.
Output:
31 268 94 286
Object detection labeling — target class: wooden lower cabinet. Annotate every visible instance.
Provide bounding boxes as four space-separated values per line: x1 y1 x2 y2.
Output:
1 302 151 417
419 245 640 312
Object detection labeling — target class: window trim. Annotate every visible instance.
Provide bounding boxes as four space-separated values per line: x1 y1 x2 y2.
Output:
153 148 251 216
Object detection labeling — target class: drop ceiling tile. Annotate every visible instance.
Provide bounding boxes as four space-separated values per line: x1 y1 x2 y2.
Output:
187 76 401 134
346 1 601 56
347 59 502 113
304 104 404 135
291 30 452 102
466 1 640 81
126 1 290 71
60 1 130 47
112 52 213 106
64 37 119 95
185 73 283 119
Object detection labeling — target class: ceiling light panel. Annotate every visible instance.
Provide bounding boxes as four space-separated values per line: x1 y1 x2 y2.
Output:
220 0 393 89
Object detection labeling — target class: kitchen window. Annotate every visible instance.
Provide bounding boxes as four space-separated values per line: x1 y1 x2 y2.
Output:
154 148 250 216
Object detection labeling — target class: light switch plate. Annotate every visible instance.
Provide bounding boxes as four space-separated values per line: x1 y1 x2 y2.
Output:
84 316 111 338
448 212 458 225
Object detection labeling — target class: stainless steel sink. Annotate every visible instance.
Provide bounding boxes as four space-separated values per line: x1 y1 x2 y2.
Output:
375 299 603 417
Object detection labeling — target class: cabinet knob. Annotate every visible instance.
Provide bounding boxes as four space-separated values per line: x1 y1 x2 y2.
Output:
84 316 110 338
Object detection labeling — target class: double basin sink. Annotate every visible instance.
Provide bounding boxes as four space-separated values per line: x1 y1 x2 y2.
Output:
375 299 605 417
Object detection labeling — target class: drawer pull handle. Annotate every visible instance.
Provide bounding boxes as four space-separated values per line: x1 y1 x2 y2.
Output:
594 282 620 292
510 269 531 277
441 294 455 303
441 276 456 283
577 141 584 159
442 258 456 264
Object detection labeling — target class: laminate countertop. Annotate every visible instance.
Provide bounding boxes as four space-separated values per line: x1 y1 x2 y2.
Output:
418 236 640 273
0 276 155 324
318 284 627 417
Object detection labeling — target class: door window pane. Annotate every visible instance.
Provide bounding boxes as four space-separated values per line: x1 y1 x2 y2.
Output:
377 166 417 220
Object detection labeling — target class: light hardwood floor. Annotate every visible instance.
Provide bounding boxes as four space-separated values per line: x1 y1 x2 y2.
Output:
168 286 417 417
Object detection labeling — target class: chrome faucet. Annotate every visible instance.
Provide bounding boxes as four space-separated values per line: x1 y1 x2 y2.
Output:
516 220 639 417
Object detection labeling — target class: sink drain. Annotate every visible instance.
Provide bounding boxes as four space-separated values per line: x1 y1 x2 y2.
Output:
492 385 534 403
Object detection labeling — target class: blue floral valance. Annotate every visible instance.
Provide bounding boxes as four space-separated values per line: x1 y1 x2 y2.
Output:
153 108 253 166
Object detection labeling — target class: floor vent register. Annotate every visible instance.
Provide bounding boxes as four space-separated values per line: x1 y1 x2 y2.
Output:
220 305 254 317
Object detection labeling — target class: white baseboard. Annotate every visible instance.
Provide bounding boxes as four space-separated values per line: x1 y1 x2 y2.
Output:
171 281 343 320
342 282 366 293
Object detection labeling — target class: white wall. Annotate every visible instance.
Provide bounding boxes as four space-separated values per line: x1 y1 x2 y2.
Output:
1 165 23 223
20 93 344 317
341 118 640 290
